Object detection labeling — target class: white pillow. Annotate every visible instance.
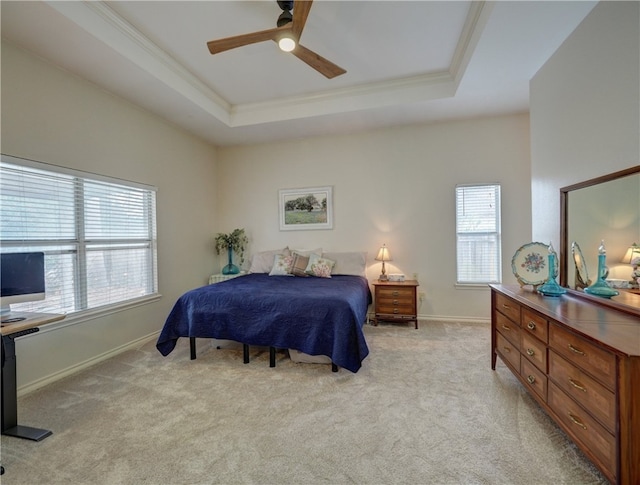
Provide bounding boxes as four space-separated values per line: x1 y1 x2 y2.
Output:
249 248 290 273
269 253 294 276
291 248 322 257
321 251 367 277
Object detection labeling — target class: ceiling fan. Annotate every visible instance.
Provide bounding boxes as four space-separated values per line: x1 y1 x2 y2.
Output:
206 0 346 79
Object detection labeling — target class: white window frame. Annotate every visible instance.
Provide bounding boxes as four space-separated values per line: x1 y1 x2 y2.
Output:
1 154 159 317
455 183 502 286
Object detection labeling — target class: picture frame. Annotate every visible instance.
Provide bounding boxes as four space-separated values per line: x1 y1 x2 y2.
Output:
279 186 333 231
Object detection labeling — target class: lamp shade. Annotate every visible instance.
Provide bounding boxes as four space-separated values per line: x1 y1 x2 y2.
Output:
621 243 640 264
375 245 392 262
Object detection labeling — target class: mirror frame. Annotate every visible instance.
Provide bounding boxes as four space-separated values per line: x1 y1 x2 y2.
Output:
560 165 640 317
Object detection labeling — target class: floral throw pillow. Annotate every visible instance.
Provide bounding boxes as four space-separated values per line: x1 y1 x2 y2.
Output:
269 254 294 276
305 253 335 278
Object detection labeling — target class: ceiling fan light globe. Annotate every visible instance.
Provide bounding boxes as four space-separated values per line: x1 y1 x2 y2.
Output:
278 37 296 52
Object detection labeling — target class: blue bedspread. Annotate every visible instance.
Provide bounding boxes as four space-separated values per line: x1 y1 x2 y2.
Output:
156 273 372 373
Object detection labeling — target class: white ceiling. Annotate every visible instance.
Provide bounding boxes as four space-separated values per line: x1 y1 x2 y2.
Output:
1 1 597 147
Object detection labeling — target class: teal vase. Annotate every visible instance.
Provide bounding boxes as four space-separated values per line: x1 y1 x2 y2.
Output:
537 249 566 297
222 245 240 275
584 243 618 298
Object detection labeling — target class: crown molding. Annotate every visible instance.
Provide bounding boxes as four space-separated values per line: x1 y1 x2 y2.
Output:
46 1 490 128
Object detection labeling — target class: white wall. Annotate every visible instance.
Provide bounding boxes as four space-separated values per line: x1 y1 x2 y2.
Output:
1 42 219 391
217 114 532 320
530 1 639 248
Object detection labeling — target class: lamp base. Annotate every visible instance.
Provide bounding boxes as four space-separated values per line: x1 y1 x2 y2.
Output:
378 274 388 282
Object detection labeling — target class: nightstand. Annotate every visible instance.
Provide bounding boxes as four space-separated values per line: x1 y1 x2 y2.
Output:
208 272 245 285
372 280 419 329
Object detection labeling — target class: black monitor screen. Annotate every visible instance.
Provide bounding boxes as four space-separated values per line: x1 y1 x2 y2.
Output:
1 252 45 296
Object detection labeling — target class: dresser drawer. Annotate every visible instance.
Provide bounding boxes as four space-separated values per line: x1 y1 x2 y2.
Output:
496 331 520 371
495 293 520 323
549 350 616 434
521 308 548 344
495 311 521 348
548 382 616 478
521 331 547 373
549 324 616 391
521 357 547 401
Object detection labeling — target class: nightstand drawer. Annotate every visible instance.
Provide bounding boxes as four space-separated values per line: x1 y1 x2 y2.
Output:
376 287 415 300
376 296 414 309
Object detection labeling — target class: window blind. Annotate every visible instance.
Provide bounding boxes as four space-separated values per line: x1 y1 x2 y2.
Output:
0 155 158 314
456 184 502 284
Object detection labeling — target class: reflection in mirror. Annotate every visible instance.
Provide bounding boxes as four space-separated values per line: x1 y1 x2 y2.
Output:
560 166 640 317
571 241 591 289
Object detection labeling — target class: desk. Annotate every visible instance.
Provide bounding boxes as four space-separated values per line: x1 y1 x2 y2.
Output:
1 311 65 441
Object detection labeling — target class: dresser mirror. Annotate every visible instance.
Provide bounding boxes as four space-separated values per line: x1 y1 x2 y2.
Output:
560 165 640 317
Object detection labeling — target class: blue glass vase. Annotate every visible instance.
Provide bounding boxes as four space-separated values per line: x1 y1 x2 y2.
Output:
221 245 240 275
585 242 618 298
537 247 566 297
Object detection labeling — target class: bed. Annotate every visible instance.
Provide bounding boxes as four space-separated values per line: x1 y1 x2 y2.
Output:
156 250 372 373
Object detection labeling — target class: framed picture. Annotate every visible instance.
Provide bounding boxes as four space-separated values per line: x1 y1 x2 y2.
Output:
279 186 333 231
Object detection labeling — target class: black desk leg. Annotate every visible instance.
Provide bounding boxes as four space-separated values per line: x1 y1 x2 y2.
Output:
1 332 52 441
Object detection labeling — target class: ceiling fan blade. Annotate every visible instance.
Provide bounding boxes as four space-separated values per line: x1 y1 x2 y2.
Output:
207 26 288 55
292 0 313 38
292 43 346 79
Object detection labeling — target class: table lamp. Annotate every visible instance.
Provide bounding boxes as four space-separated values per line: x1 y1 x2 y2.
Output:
621 242 640 286
376 244 392 281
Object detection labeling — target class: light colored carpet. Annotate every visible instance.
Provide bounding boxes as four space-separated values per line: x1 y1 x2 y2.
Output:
1 321 607 484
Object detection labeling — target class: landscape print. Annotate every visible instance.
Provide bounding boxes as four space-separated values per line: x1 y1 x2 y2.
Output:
279 186 333 231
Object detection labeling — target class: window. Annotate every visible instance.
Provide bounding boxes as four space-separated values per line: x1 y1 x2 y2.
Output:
456 184 501 285
1 155 158 315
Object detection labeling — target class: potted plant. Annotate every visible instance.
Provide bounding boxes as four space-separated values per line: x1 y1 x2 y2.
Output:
214 228 248 275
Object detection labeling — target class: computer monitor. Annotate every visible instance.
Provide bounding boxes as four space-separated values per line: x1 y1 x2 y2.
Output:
0 252 45 316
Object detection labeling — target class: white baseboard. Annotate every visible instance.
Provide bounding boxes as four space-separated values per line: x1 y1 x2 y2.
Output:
17 331 160 397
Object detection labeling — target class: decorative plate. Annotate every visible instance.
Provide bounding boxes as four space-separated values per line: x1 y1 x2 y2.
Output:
511 242 558 288
571 241 591 289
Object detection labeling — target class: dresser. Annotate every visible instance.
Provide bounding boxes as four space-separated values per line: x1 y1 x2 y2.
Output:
372 280 419 328
490 284 640 484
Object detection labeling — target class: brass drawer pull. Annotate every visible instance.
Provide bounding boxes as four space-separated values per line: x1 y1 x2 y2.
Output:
569 378 587 392
393 308 399 314
392 291 399 296
526 348 535 356
502 303 510 309
568 413 587 430
527 321 536 330
568 344 585 355
392 299 399 305
501 324 511 331
527 375 536 384
503 347 511 353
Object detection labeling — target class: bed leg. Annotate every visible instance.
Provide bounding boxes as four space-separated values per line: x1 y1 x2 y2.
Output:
269 347 276 367
332 363 338 372
190 337 196 360
243 344 249 364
